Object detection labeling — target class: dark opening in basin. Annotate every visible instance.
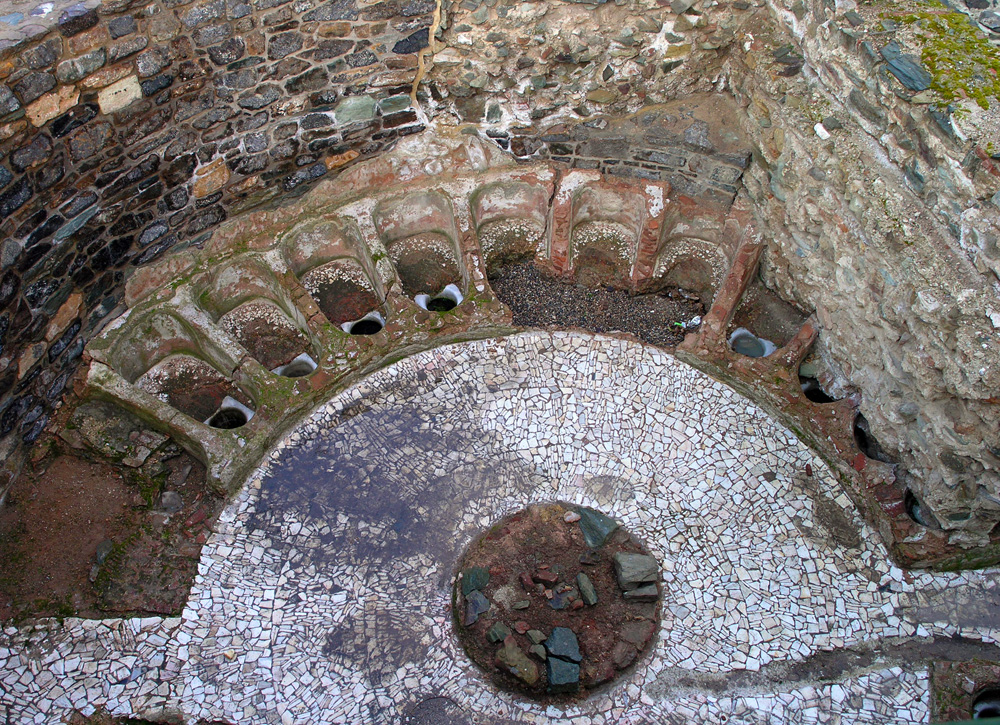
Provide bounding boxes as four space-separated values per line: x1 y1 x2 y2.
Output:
208 408 248 429
853 413 894 463
350 318 384 336
426 296 458 312
274 353 318 378
280 360 314 378
729 328 774 358
799 377 836 404
973 688 1000 719
904 489 928 526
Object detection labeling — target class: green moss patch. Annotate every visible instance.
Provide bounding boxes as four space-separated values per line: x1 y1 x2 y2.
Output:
889 2 1000 109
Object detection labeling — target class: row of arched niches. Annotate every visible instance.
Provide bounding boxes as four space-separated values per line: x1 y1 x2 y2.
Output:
84 132 998 571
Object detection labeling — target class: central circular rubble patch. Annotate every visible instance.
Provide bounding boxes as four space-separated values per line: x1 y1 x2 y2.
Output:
453 501 662 700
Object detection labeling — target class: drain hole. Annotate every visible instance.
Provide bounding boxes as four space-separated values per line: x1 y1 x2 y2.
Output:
853 413 893 463
904 489 928 526
208 409 247 429
350 319 383 335
427 296 457 311
973 688 1000 719
415 284 464 313
205 396 254 430
729 328 776 358
342 311 385 336
799 376 836 404
272 353 318 378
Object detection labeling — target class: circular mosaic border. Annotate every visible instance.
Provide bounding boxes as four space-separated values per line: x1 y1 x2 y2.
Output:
0 332 998 725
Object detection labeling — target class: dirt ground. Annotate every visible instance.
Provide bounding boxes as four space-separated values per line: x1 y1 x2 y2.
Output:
454 502 661 700
0 442 222 622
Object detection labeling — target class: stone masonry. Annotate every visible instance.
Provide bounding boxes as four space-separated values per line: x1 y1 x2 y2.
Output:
0 0 430 491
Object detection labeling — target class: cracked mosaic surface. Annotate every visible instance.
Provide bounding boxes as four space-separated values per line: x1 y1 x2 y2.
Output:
1 332 998 724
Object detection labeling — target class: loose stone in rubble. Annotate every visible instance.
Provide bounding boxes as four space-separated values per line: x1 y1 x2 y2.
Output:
577 572 598 605
547 656 581 693
545 627 582 663
624 584 659 601
577 507 619 547
462 566 490 595
464 590 490 625
487 622 512 643
496 639 539 686
613 552 659 590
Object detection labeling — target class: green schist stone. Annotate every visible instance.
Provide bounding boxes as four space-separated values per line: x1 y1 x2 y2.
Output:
529 644 547 660
577 572 598 606
512 600 530 610
545 627 581 663
527 629 547 644
546 656 580 693
334 95 376 124
613 551 658 590
496 640 539 685
585 89 616 103
624 583 659 601
377 94 411 114
461 566 490 596
464 590 490 626
487 622 512 643
576 507 619 548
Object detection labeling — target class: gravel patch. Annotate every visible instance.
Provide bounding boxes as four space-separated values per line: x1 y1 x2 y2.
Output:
489 262 704 347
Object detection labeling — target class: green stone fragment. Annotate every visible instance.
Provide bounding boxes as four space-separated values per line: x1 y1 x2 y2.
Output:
378 94 411 114
576 507 619 547
497 641 540 684
527 629 546 644
334 95 376 124
487 622 512 643
461 566 490 596
577 572 598 606
585 89 616 104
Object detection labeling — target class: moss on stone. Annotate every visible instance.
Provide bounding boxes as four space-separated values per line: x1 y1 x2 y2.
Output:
889 1 1000 109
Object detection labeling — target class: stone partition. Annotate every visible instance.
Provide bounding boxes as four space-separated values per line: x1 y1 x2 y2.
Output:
61 130 997 569
0 0 430 489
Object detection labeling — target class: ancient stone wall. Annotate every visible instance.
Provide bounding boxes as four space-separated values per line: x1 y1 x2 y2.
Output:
724 0 1000 546
0 0 429 490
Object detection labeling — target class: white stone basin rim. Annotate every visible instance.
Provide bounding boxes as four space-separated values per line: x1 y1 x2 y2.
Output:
415 283 465 311
271 353 319 378
341 310 386 334
203 395 255 428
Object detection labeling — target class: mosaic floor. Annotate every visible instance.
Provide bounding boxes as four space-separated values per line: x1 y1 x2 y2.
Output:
1 332 998 724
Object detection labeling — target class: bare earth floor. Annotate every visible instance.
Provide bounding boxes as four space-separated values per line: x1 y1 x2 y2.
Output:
1 333 998 724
